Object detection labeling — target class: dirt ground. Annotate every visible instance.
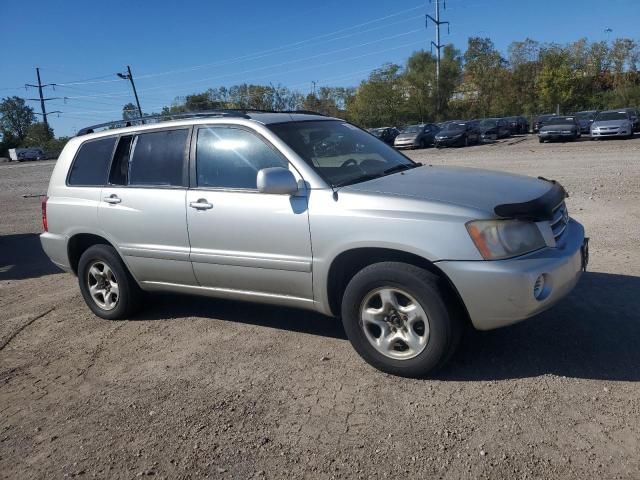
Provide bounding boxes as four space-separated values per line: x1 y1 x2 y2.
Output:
1 135 639 479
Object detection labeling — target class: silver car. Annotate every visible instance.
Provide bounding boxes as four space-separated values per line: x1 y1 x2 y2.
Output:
41 111 588 377
393 124 439 149
590 110 635 139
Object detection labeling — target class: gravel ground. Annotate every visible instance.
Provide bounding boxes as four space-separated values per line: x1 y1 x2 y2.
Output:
1 135 639 479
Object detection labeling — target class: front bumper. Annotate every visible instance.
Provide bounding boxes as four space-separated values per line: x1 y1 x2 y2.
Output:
437 219 586 331
539 132 576 141
394 139 418 149
591 128 630 138
434 136 464 147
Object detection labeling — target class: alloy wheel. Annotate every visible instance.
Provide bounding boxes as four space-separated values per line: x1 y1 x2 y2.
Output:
359 287 430 360
87 261 119 311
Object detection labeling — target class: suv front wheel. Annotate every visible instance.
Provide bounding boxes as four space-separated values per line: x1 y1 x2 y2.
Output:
78 245 141 320
341 262 461 377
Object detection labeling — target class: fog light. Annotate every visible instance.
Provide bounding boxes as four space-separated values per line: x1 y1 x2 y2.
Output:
533 274 546 300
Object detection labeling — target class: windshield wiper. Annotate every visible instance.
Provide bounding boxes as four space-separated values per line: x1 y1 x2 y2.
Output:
333 173 384 188
334 163 422 188
383 162 421 175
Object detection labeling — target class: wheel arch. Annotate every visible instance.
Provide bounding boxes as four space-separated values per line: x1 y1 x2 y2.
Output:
67 233 116 275
325 247 471 326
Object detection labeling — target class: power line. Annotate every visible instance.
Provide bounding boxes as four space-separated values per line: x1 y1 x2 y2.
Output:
426 0 451 113
25 68 60 128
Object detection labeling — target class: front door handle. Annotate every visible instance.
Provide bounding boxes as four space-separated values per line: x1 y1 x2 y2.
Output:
103 194 121 204
189 198 213 210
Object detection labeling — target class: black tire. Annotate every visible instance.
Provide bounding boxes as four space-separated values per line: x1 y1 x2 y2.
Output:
341 262 462 378
78 244 142 320
419 139 426 149
539 137 544 143
464 136 469 147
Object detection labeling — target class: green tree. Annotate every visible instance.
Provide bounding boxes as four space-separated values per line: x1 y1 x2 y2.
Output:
0 96 36 140
462 37 508 117
23 122 54 147
122 102 139 120
348 64 407 127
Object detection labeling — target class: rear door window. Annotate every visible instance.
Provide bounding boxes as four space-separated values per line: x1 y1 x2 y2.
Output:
68 137 117 186
128 129 189 187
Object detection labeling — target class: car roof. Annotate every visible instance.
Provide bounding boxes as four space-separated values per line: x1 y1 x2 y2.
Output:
74 111 340 139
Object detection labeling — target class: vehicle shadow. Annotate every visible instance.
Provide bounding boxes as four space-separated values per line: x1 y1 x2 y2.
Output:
0 233 62 281
137 294 347 340
137 271 639 382
438 271 640 382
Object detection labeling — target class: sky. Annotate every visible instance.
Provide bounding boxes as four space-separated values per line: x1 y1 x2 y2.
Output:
2 0 639 137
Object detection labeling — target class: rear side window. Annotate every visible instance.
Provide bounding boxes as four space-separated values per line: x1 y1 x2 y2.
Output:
128 129 188 186
68 137 116 186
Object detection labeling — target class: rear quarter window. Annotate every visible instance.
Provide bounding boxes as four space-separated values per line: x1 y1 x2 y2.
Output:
67 137 117 186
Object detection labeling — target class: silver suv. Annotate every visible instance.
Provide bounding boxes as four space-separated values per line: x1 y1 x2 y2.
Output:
41 111 589 377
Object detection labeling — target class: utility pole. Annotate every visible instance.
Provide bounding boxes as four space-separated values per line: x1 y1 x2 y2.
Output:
25 67 59 128
117 65 143 118
426 0 450 114
311 80 317 97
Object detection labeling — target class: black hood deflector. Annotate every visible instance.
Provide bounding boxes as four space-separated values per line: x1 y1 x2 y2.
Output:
494 178 567 221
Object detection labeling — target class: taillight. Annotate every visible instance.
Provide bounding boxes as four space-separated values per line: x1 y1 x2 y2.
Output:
41 196 48 232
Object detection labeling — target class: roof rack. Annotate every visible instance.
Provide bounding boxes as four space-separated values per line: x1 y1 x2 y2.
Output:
75 109 329 136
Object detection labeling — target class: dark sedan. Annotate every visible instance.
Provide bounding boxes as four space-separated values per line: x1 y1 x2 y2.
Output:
504 116 529 134
574 111 598 134
533 114 557 133
434 122 480 147
369 127 400 145
478 118 511 142
538 116 580 143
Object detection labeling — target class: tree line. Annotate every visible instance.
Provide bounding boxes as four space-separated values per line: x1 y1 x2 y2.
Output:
150 36 640 128
2 35 639 157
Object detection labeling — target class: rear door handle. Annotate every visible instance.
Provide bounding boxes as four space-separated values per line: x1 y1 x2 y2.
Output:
103 194 121 204
189 198 213 210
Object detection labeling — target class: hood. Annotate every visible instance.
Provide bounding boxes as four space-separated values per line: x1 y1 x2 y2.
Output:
344 165 556 218
436 130 464 138
395 133 418 141
592 119 629 128
540 123 576 131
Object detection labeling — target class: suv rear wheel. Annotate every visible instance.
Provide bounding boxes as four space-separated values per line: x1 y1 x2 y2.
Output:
341 262 461 377
78 245 142 320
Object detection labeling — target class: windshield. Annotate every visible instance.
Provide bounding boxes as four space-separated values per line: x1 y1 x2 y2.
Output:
442 123 466 132
268 120 416 187
370 128 385 137
547 117 576 125
596 111 628 121
401 125 420 134
479 120 497 128
576 113 594 121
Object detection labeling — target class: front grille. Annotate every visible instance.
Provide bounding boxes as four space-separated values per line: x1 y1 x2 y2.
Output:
550 202 569 241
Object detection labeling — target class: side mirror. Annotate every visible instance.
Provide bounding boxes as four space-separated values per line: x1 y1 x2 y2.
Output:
257 167 299 195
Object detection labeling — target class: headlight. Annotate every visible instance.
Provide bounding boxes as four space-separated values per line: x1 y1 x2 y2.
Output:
561 130 572 134
466 219 546 260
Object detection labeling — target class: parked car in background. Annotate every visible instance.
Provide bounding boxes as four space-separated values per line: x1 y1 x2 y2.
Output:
478 118 511 142
393 123 440 149
504 116 529 134
9 147 44 162
620 108 639 132
590 110 635 139
369 127 400 146
574 111 598 134
434 121 480 147
538 116 580 143
533 114 557 133
40 110 588 377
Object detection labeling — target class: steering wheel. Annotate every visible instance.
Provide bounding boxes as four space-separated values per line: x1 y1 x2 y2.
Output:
340 158 358 168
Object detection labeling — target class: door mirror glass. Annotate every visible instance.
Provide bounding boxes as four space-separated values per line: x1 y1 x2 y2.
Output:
257 167 298 195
